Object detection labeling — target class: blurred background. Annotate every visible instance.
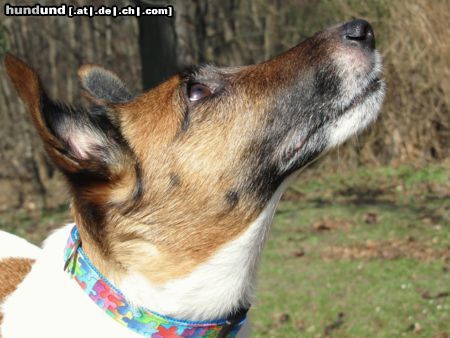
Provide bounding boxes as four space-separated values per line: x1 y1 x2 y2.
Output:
0 0 448 337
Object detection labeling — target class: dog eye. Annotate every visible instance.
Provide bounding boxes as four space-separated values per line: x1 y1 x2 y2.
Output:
187 83 212 102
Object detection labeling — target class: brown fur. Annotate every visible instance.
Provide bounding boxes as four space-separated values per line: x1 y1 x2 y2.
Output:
0 258 34 324
107 75 270 281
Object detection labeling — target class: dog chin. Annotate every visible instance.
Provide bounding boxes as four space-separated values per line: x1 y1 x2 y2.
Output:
336 50 383 109
280 77 384 173
326 77 385 149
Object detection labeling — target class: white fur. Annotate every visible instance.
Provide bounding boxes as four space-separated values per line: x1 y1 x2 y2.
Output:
117 180 291 322
0 231 41 260
0 180 289 338
326 82 385 148
334 51 383 110
1 225 142 338
327 51 385 148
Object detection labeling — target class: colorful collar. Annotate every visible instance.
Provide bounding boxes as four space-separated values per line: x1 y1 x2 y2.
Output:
64 226 247 338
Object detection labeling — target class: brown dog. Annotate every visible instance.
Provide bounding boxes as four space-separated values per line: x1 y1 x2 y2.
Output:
0 19 383 338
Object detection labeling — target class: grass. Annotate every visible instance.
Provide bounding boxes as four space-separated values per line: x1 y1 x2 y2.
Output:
253 164 450 337
0 164 449 337
0 204 70 245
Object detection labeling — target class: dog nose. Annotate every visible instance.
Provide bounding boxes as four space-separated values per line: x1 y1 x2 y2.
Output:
342 19 375 50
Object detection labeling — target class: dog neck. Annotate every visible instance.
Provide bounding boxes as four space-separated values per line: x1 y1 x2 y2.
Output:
64 227 248 336
77 180 289 322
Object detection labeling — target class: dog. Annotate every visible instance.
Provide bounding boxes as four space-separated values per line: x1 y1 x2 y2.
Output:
0 19 384 338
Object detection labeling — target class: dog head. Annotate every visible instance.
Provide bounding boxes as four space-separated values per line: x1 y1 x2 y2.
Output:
5 20 384 284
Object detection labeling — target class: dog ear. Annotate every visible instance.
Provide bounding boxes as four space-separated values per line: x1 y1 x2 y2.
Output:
4 54 130 179
78 64 133 105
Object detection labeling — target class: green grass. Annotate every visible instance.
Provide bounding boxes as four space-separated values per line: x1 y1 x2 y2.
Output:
253 164 450 337
0 204 70 244
0 164 449 337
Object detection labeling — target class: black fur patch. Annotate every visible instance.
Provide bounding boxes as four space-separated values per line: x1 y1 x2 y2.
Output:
132 162 145 201
314 63 341 102
225 190 239 209
169 172 181 189
180 107 190 132
73 195 110 255
244 134 284 207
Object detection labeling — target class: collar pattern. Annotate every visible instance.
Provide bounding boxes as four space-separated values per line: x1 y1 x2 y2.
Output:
64 226 245 337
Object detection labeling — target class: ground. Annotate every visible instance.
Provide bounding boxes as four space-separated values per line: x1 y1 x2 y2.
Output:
1 164 449 337
254 164 449 338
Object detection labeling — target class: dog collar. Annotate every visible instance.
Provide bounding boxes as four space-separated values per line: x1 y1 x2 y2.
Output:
64 226 247 337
